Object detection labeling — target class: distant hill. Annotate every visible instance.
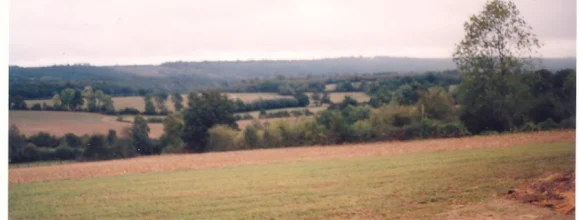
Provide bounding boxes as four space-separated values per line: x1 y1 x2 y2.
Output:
9 56 576 99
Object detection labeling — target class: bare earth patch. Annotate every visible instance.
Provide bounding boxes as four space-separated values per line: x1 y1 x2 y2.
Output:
438 199 573 220
507 171 575 215
9 130 574 184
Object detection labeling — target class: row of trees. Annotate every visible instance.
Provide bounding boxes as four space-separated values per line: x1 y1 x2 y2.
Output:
9 114 162 163
9 86 116 114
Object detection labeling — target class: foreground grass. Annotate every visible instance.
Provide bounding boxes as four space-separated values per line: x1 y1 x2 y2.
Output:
9 142 574 219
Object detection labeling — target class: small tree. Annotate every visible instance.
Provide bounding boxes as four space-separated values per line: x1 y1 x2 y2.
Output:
144 95 156 115
83 134 108 160
243 126 260 149
154 92 169 114
9 125 28 163
130 115 154 155
70 90 85 111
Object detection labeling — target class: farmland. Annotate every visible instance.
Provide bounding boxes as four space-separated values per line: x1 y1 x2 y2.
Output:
8 131 575 219
305 92 370 104
9 111 164 138
25 92 295 112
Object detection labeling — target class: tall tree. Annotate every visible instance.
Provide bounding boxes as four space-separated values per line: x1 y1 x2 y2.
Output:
51 94 62 110
154 92 169 114
70 90 85 111
83 86 97 112
171 92 184 112
60 88 76 110
181 90 237 152
9 96 27 110
130 115 154 155
144 95 156 115
452 0 540 133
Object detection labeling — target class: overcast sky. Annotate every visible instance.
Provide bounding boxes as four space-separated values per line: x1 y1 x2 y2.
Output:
9 0 577 66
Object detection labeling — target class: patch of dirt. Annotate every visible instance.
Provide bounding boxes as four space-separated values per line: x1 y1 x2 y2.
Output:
438 199 573 220
507 172 575 215
8 130 575 184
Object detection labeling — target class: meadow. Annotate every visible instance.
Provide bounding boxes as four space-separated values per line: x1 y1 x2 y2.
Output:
9 132 575 219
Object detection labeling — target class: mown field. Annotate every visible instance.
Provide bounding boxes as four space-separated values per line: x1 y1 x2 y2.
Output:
9 132 575 219
9 110 164 138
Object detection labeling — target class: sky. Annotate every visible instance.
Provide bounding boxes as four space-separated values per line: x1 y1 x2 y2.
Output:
9 0 577 66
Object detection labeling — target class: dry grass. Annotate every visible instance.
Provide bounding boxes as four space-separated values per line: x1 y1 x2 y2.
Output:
9 110 164 138
9 130 574 184
324 83 337 91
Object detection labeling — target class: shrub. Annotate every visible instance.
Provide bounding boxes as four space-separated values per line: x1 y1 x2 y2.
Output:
23 143 39 162
207 125 239 152
438 121 470 138
83 134 109 160
28 132 59 148
243 126 260 149
63 133 82 148
118 107 140 115
418 118 436 138
353 119 374 141
54 146 79 161
559 117 575 129
538 118 558 131
479 130 499 136
36 147 57 161
520 122 538 132
31 103 42 110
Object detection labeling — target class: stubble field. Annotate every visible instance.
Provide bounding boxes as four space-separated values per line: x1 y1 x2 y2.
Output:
8 130 575 219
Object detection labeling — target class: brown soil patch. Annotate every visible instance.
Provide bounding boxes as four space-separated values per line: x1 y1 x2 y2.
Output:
507 172 575 215
438 199 573 220
9 130 575 184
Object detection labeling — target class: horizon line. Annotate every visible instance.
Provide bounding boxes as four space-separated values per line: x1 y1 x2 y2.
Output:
9 55 576 68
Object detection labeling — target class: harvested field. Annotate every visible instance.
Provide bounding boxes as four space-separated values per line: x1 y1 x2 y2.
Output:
236 106 327 118
9 139 575 219
306 92 370 103
9 130 574 184
26 93 294 112
236 116 314 129
9 110 163 138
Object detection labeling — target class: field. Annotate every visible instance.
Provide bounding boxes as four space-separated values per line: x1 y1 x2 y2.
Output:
25 92 294 112
9 111 164 138
237 106 328 118
306 92 370 104
8 130 575 219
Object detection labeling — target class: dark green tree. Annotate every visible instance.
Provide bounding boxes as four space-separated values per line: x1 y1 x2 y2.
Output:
70 90 85 111
130 115 154 155
181 90 238 152
144 95 156 115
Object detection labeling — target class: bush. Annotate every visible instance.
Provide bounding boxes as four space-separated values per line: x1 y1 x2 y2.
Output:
559 117 575 129
520 122 538 132
353 120 374 141
479 130 499 136
207 125 239 152
36 147 57 161
538 118 558 131
31 103 42 110
438 121 470 138
28 132 59 148
54 146 79 161
418 118 436 138
118 107 140 115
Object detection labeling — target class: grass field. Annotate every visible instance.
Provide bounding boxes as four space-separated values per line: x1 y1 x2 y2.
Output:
9 139 575 219
9 110 164 138
26 93 294 112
